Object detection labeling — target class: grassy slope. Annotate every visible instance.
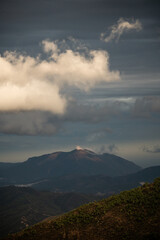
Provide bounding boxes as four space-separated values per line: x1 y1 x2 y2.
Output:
4 178 160 240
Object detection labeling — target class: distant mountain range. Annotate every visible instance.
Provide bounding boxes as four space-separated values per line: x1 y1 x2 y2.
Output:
0 148 159 195
0 148 141 185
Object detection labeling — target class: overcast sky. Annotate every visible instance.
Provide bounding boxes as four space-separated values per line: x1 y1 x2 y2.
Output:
0 0 160 167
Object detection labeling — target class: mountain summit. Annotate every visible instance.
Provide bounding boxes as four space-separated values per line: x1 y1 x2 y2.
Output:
0 148 141 185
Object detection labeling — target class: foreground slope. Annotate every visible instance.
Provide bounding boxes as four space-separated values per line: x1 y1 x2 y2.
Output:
5 178 160 240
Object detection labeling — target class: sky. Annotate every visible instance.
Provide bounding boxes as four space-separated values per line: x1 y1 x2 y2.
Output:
0 0 160 167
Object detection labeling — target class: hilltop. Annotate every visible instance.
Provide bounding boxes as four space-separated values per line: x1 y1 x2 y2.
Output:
4 178 160 240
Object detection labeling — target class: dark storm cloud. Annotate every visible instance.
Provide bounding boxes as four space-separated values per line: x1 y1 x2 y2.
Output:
133 96 160 117
0 99 127 135
143 145 160 153
64 99 129 123
0 0 160 51
0 95 160 136
0 111 62 136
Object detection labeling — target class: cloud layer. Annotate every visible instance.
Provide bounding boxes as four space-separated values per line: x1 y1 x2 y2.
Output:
143 145 160 154
133 96 160 117
0 40 120 114
0 99 126 135
0 93 159 135
101 18 142 42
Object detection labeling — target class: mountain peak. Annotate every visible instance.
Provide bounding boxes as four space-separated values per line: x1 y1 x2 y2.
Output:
75 146 83 150
73 147 96 155
0 148 141 184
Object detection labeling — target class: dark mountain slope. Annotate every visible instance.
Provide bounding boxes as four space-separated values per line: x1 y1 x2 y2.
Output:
0 186 100 238
0 148 141 185
33 166 160 194
5 178 160 240
125 165 160 182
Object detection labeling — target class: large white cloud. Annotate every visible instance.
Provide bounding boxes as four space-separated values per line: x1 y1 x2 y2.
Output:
0 40 120 114
0 81 66 113
101 18 142 43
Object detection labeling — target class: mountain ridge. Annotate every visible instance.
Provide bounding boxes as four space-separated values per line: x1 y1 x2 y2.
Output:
0 148 141 186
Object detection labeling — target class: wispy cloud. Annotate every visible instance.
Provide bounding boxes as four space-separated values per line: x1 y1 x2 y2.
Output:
87 127 112 142
98 144 119 154
101 18 142 43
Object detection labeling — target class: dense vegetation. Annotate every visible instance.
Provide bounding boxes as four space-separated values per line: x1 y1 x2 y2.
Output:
4 178 160 240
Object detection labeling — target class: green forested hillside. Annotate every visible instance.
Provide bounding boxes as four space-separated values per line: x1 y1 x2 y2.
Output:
4 178 160 240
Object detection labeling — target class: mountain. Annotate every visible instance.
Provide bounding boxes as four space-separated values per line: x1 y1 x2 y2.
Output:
0 148 141 185
32 166 160 194
4 178 160 240
0 186 101 238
